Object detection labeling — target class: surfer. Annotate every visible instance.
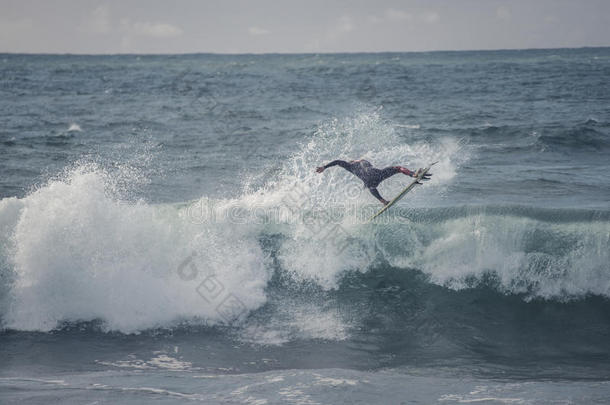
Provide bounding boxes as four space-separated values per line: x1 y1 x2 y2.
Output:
316 159 431 205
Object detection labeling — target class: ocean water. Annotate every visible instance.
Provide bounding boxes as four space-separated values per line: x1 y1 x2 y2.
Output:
1 48 609 404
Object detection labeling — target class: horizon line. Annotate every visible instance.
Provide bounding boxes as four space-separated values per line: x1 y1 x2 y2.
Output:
1 45 608 57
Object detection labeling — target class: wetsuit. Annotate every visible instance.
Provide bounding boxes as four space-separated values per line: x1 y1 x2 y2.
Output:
322 159 415 203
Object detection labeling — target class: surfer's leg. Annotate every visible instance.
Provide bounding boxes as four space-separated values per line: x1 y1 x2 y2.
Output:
383 166 411 178
378 167 402 182
389 166 432 180
368 187 389 205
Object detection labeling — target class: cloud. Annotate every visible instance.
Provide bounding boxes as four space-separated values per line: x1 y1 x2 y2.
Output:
369 8 412 24
420 11 440 24
119 19 183 38
370 9 438 26
79 7 182 40
385 8 412 22
129 21 183 38
248 26 270 36
118 19 183 51
84 5 111 34
544 15 560 24
305 15 354 51
335 15 354 34
496 6 511 21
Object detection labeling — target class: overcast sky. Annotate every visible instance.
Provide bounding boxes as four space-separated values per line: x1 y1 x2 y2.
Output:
1 0 608 54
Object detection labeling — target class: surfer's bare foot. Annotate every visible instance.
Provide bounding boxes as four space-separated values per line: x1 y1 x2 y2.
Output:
316 166 325 173
413 168 432 180
381 199 389 205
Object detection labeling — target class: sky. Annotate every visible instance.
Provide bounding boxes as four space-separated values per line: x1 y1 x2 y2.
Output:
0 0 608 54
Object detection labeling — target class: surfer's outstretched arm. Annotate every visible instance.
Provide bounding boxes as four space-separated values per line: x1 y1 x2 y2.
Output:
368 187 389 206
316 160 351 173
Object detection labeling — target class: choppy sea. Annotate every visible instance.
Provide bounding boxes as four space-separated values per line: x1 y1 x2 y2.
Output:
1 48 609 404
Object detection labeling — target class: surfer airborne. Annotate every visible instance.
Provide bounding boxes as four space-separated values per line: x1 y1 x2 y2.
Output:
316 159 431 205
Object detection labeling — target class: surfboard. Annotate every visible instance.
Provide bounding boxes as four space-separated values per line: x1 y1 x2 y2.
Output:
368 162 437 222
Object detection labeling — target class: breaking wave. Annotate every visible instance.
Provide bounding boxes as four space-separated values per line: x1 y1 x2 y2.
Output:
0 111 608 336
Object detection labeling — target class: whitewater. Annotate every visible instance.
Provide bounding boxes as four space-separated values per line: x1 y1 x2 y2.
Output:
1 49 609 404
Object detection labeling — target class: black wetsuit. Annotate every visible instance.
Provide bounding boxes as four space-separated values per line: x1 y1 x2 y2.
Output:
322 159 407 202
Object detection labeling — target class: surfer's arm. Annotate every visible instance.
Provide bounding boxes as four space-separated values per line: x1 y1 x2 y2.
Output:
316 160 351 173
368 187 389 205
